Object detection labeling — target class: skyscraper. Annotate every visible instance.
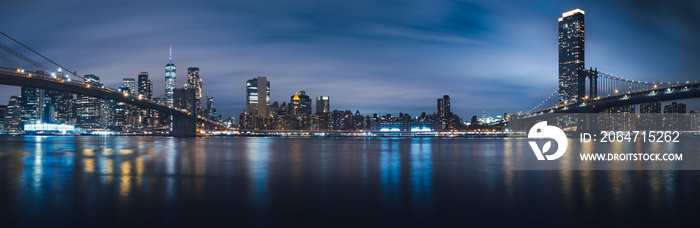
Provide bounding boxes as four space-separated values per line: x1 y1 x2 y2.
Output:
245 77 270 117
20 86 40 125
290 92 301 116
4 96 21 132
316 96 330 114
664 102 687 129
99 99 115 128
437 95 451 130
138 72 152 99
114 87 129 128
187 67 202 113
206 97 218 121
165 46 176 107
298 91 311 116
47 90 74 124
122 78 136 95
77 74 101 129
558 9 585 104
289 91 311 116
437 95 450 118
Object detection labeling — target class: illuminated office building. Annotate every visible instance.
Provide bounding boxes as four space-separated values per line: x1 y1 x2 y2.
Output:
316 96 330 114
4 96 21 132
20 86 40 124
165 47 176 106
123 78 136 95
187 67 202 114
298 91 311 116
289 91 311 116
245 77 270 117
437 95 450 117
138 72 152 99
76 74 101 129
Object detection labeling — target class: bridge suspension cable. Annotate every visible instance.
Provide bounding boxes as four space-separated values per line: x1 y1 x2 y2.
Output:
523 89 558 113
592 70 678 99
0 31 83 80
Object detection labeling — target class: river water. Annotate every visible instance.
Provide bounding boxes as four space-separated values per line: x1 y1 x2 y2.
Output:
1 136 699 227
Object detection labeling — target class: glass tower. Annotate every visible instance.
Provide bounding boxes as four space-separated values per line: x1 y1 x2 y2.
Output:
558 9 585 104
165 47 176 107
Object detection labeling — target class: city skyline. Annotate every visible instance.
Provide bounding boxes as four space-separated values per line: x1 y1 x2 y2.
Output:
0 0 699 119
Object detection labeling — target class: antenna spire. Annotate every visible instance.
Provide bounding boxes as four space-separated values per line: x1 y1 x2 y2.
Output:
169 46 172 63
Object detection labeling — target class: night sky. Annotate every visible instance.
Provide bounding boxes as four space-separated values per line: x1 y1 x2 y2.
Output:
1 0 699 119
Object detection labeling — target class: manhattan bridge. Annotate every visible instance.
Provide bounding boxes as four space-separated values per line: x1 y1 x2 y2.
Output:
0 32 224 137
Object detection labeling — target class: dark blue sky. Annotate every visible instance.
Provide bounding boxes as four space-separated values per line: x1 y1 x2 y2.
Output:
1 0 699 118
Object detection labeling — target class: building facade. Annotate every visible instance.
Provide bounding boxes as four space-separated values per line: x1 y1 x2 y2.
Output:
20 86 40 125
123 78 136 95
558 9 585 104
187 67 202 114
76 74 102 129
316 96 329 114
165 47 176 107
138 72 152 99
245 77 270 117
4 96 21 132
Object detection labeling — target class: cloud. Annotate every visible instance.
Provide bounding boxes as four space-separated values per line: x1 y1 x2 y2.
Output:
0 0 698 120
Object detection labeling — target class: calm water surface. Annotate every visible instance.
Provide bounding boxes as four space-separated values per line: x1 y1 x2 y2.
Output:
1 136 700 227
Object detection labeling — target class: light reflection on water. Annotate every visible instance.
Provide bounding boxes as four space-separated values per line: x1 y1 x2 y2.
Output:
0 136 699 227
247 138 270 209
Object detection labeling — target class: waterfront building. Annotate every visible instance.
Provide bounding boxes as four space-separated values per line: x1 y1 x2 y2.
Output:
4 96 21 132
47 90 75 124
664 102 687 114
664 102 687 130
558 9 585 104
437 95 452 130
20 86 40 124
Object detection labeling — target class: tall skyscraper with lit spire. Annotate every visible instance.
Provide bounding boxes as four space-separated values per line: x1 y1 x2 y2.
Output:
165 46 176 107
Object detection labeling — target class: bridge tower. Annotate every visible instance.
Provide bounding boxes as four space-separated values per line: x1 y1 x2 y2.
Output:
172 88 197 137
589 67 598 99
577 67 598 101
